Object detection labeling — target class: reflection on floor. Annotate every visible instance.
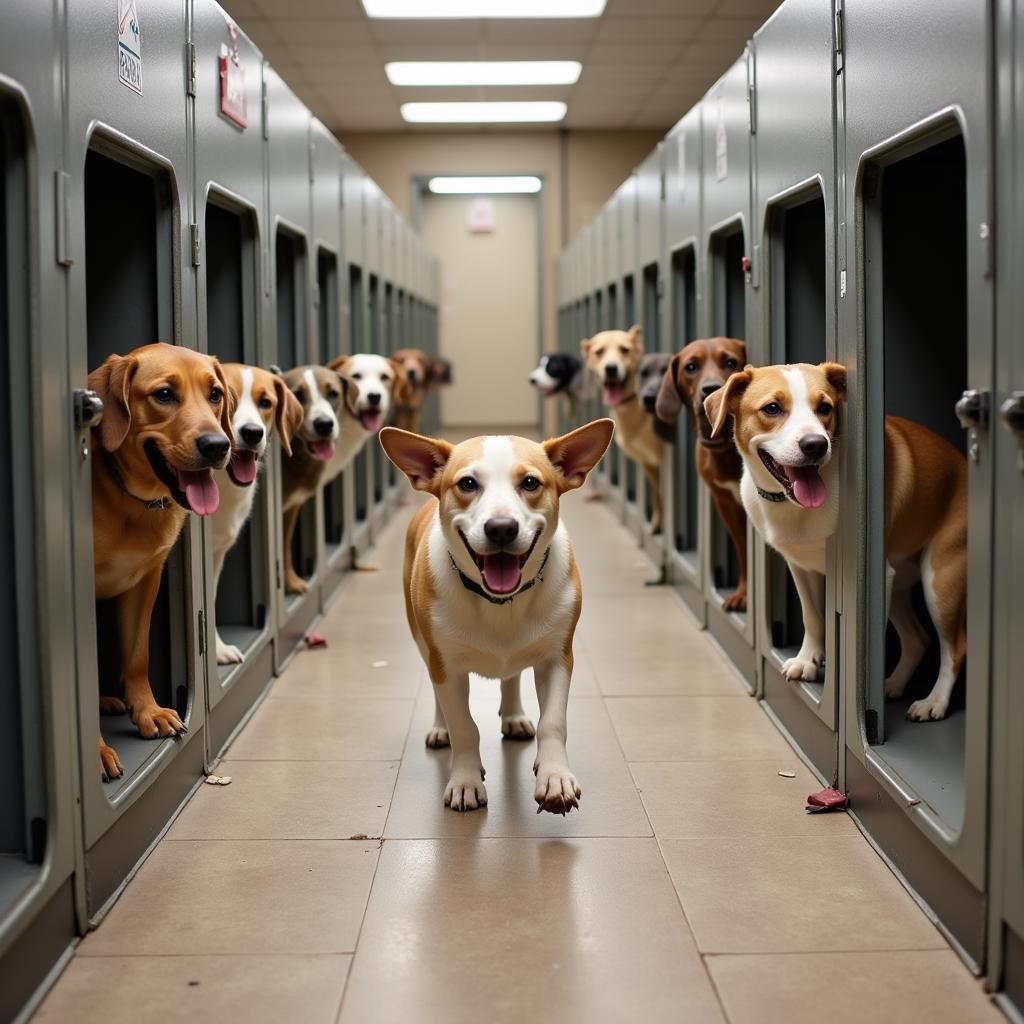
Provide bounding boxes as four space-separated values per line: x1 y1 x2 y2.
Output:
34 489 999 1023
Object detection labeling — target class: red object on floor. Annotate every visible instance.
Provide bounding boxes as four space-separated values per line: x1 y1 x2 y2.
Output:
806 786 849 813
304 630 328 649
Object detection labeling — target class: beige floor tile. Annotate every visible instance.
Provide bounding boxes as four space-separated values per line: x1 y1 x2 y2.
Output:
707 950 1001 1024
167 760 398 840
661 836 947 953
606 696 792 761
226 696 413 761
631 761 856 838
385 691 651 839
34 955 351 1024
271 645 425 700
79 840 379 956
340 839 724 1024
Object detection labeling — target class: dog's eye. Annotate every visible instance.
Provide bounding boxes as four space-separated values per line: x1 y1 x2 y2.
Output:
351 373 362 380
619 345 630 355
327 388 340 400
817 401 833 416
723 358 738 369
258 396 273 410
381 374 391 383
153 387 177 404
209 386 223 403
521 475 541 493
595 348 605 358
457 476 479 494
762 402 783 416
684 361 699 374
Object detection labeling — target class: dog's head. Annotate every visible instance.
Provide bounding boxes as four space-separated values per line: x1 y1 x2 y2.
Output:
637 353 673 414
655 337 748 444
392 348 432 396
328 353 405 433
380 419 614 599
220 364 304 487
529 353 582 397
704 361 846 509
430 357 453 387
88 342 234 515
581 326 643 407
281 365 347 462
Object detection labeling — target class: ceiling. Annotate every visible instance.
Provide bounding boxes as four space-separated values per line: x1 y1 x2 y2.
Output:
223 0 783 133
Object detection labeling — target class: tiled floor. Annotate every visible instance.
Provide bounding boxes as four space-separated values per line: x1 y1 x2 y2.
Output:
34 490 1000 1024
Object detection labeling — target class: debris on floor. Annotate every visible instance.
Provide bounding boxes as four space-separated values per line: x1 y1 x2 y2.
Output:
806 786 849 813
372 660 389 668
304 630 328 649
777 770 797 778
203 774 232 786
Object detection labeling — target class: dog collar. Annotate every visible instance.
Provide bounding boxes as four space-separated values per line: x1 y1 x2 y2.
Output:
449 547 550 605
755 483 788 503
617 391 637 405
100 448 173 510
698 435 730 449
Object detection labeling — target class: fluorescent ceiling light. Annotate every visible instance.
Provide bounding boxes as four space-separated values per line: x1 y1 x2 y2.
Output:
386 61 581 87
365 1 605 17
428 176 542 194
401 101 567 123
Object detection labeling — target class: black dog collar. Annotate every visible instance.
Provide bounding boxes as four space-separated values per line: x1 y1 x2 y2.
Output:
101 448 172 510
755 483 788 503
449 547 550 606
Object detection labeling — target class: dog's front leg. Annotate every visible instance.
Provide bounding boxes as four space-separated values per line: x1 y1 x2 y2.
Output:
781 565 826 683
281 504 307 595
118 566 186 738
532 659 580 814
641 462 663 534
432 673 486 811
211 541 243 665
499 673 536 740
713 487 748 611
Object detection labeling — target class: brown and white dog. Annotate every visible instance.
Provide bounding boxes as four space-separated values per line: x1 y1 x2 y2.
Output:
380 419 614 812
210 364 303 663
89 343 234 780
280 365 346 595
391 347 432 433
581 326 664 532
705 362 967 720
656 337 749 610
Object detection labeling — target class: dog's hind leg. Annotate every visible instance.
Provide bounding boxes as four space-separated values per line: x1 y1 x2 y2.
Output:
425 691 450 749
432 673 487 811
884 568 930 700
499 673 536 740
533 659 581 814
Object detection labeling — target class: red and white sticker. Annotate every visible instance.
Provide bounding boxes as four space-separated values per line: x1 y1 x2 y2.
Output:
117 0 142 96
219 20 248 129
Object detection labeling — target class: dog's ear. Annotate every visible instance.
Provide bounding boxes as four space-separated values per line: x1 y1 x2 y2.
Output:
379 428 452 495
580 337 593 358
733 339 748 364
338 375 360 419
212 359 237 442
544 418 615 493
655 353 685 424
820 361 847 399
273 375 304 456
705 367 752 438
628 324 645 355
387 357 412 405
87 354 139 452
327 354 351 376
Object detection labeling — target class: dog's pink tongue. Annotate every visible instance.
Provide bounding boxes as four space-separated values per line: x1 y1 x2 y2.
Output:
481 552 522 595
359 410 383 433
603 382 624 406
230 450 258 485
786 466 827 509
180 469 220 516
310 439 335 460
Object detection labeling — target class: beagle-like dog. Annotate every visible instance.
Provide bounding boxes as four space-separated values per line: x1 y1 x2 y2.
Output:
280 365 346 595
391 347 432 434
210 364 303 663
636 352 677 446
581 326 665 532
706 362 967 720
380 419 614 813
656 337 749 610
89 342 233 781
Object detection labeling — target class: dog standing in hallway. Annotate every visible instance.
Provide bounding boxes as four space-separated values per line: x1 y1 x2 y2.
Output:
581 326 665 532
381 418 614 812
391 347 433 433
705 362 967 720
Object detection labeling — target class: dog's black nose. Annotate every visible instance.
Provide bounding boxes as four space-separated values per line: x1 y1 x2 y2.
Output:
406 369 416 382
603 365 619 382
484 517 519 547
313 416 334 438
700 380 724 399
643 393 657 411
239 423 264 447
196 433 230 461
366 391 382 407
798 434 829 460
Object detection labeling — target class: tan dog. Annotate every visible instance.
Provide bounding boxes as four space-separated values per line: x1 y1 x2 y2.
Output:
656 337 749 610
391 347 432 433
89 342 234 780
210 364 303 663
381 419 614 812
581 326 664 532
706 362 967 721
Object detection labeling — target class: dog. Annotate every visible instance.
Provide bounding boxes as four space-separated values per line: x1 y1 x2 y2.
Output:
636 352 676 446
89 342 234 781
391 347 432 433
581 326 665 532
380 418 614 812
210 364 303 664
705 362 967 720
656 337 749 611
530 352 585 423
279 365 346 595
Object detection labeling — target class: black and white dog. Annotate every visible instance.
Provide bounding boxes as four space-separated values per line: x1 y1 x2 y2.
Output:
529 353 584 421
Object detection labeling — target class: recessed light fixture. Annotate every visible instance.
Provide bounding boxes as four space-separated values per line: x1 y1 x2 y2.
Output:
428 176 542 194
401 101 568 123
364 0 605 17
386 61 582 87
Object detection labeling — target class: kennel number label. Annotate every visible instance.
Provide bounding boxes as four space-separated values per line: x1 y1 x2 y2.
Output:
117 0 142 96
219 20 249 129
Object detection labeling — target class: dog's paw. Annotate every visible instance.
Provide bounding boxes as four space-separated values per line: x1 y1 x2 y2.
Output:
782 647 825 682
132 703 186 739
216 637 245 665
425 726 450 748
444 770 488 812
723 590 747 612
99 696 127 716
534 763 581 815
907 695 949 722
99 741 123 782
500 714 536 741
284 571 308 595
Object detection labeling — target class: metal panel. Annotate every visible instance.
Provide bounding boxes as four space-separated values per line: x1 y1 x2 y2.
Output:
364 178 380 275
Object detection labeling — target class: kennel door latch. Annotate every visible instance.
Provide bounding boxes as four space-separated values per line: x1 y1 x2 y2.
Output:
1000 392 1024 471
956 388 990 463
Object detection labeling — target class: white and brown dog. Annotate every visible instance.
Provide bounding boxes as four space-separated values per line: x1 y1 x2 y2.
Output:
380 419 614 812
210 364 303 663
705 362 967 720
581 326 664 532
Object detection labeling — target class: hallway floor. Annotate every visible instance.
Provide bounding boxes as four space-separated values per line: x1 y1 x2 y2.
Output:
35 492 999 1023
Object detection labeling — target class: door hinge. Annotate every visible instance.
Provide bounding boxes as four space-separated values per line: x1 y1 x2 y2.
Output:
261 76 270 141
747 82 757 135
309 142 315 184
980 220 994 279
197 609 206 656
190 223 201 267
275 558 281 591
55 171 73 266
186 42 196 97
659 172 666 202
313 280 321 308
834 2 845 73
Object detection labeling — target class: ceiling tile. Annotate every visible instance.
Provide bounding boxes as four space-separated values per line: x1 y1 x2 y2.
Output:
255 0 365 15
678 38 746 65
586 42 682 63
694 15 764 41
715 0 784 16
291 43 382 65
272 18 374 44
369 19 486 44
595 17 702 43
481 19 599 43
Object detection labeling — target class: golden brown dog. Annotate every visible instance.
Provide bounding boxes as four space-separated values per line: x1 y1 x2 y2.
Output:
391 347 432 433
581 326 664 532
656 337 749 610
89 342 234 781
